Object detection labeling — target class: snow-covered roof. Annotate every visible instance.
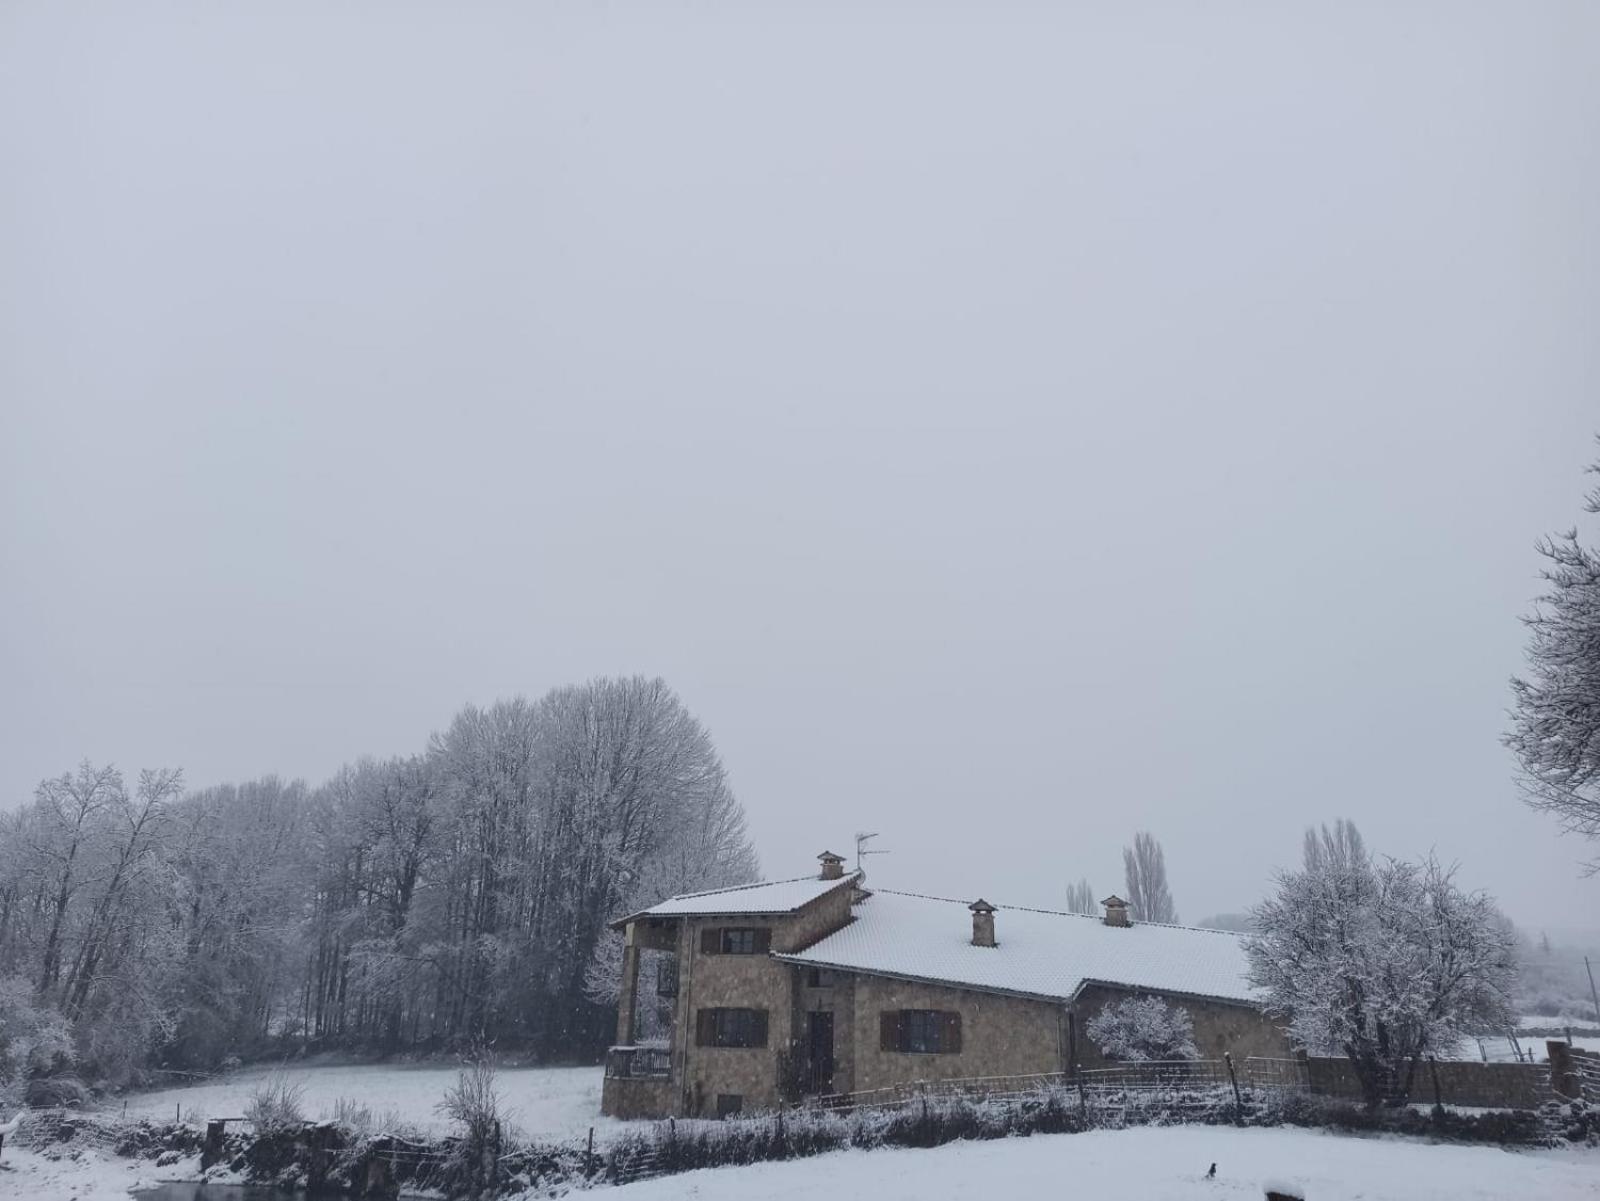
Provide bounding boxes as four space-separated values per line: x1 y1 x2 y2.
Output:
616 872 861 924
775 889 1259 1005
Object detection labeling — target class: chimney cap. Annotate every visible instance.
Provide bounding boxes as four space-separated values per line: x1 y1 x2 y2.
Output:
1100 895 1128 908
968 898 997 913
818 850 845 864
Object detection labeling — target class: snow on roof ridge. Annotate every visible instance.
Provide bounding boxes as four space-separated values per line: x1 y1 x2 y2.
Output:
869 888 1245 938
663 870 859 903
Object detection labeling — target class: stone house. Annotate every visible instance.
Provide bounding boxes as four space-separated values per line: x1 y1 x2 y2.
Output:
602 852 1289 1119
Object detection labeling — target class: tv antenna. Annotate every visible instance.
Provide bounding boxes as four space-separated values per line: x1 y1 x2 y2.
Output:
855 831 889 873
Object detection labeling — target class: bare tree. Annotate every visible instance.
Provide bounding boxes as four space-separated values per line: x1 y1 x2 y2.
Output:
1122 831 1178 924
29 762 123 997
1063 878 1096 916
1507 438 1600 865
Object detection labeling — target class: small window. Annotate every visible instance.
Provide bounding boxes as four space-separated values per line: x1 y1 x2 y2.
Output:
696 1007 770 1048
722 928 758 954
716 1093 743 1118
701 926 771 955
880 1009 962 1054
807 967 839 988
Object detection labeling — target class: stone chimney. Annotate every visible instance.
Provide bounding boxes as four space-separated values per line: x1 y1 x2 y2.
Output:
969 898 997 947
1101 895 1130 927
818 850 846 880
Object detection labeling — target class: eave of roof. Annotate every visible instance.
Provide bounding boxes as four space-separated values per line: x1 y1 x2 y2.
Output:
608 871 861 930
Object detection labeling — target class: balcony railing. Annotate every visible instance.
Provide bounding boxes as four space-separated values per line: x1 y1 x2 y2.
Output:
606 1045 672 1080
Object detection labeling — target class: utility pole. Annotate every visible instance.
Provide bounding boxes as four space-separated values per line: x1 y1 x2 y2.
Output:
1586 956 1599 1026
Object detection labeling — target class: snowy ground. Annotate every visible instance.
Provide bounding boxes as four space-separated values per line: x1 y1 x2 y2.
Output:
114 1063 614 1140
615 1126 1599 1201
1 1144 202 1201
5 1122 1595 1201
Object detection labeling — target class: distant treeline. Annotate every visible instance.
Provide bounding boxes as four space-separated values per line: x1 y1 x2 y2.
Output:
0 677 758 1089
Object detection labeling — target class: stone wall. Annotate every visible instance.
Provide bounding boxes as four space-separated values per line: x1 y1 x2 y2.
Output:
1304 1055 1552 1109
1069 984 1292 1069
600 1076 675 1120
774 880 856 953
674 914 794 1115
848 976 1068 1094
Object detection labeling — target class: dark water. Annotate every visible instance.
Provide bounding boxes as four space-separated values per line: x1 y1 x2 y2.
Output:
134 1187 321 1201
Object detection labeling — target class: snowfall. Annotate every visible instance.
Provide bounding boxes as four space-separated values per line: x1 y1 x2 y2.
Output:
7 1122 1599 1201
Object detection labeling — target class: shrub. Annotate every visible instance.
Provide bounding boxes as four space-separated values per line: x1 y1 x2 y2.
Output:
0 975 75 1104
244 1073 306 1133
438 1053 506 1199
1085 995 1200 1062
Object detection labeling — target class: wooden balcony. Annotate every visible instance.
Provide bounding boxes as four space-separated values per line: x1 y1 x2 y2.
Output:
605 1045 672 1080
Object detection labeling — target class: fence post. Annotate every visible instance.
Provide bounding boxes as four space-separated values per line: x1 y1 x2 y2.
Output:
1224 1053 1243 1120
585 1126 595 1179
775 1106 785 1157
1075 1063 1088 1123
1427 1056 1443 1112
1549 1040 1578 1099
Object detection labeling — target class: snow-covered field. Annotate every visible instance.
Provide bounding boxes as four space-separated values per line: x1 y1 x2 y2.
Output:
615 1126 1599 1201
115 1063 614 1139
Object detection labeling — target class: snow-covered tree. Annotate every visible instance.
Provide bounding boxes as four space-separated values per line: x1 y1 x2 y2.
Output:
1064 878 1096 916
1123 832 1178 924
1245 823 1517 1106
1085 995 1199 1061
1507 439 1600 863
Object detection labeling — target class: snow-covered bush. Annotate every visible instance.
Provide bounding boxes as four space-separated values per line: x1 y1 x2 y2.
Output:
0 974 75 1104
1085 995 1199 1062
245 1073 307 1132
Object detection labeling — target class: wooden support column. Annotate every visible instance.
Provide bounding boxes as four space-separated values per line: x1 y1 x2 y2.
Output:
615 922 642 1045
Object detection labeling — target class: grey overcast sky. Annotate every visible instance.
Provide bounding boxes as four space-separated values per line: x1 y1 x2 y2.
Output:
2 2 1597 932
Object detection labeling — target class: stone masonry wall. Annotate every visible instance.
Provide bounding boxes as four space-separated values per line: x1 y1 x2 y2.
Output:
1069 984 1291 1070
674 914 792 1115
849 975 1068 1095
1304 1055 1551 1109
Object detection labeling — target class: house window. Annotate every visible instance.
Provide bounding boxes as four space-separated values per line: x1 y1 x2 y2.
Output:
722 928 759 954
716 1093 743 1118
807 967 839 988
700 926 771 955
696 1007 770 1048
880 1009 962 1054
655 958 678 998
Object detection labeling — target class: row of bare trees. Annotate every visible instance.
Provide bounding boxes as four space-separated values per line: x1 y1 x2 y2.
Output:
0 677 758 1089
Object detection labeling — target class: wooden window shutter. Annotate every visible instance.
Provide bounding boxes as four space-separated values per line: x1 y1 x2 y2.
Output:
696 1009 715 1047
880 1011 902 1052
941 1012 963 1054
700 927 720 955
753 927 772 954
753 1010 769 1047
